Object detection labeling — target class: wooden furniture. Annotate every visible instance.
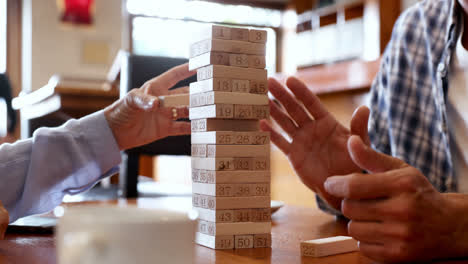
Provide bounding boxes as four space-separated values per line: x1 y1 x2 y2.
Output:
1 198 468 264
11 76 118 139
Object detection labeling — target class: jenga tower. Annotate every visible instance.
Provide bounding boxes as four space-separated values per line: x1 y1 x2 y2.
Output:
189 25 271 249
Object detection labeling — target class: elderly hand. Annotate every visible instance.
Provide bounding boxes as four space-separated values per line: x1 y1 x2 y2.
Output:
260 77 370 209
324 135 468 263
104 64 195 151
0 201 8 239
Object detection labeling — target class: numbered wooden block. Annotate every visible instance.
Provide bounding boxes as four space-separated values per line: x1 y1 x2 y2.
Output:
254 234 272 248
191 131 270 145
229 54 249 68
192 194 270 210
233 209 252 222
191 144 207 157
248 55 266 69
192 183 270 197
235 235 254 249
231 28 249 42
301 236 358 257
195 207 234 223
192 169 270 184
251 208 271 222
190 39 266 58
158 94 189 107
192 157 235 171
190 78 232 94
189 104 234 119
199 25 232 41
197 65 267 81
234 105 270 119
189 52 230 71
195 232 234 249
196 220 272 236
232 79 250 93
250 80 268 94
191 119 259 132
249 29 268 43
189 91 268 107
206 144 270 157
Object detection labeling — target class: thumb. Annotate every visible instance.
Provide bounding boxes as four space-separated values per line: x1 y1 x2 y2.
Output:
125 90 160 112
348 135 406 173
350 105 370 146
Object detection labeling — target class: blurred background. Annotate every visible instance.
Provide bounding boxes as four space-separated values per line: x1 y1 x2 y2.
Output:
0 0 419 207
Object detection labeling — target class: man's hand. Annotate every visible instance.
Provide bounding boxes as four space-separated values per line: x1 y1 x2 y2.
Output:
260 77 370 209
0 201 9 239
324 135 468 262
104 64 195 150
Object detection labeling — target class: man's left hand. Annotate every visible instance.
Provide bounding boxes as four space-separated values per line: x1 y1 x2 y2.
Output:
0 201 9 239
324 135 468 263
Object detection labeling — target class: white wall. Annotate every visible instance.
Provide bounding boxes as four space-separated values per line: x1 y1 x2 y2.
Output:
23 0 122 91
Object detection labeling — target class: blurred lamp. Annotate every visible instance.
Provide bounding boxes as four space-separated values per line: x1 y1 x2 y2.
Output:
58 0 94 25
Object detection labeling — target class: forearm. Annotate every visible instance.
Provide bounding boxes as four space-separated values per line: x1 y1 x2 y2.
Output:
443 193 468 258
0 111 121 222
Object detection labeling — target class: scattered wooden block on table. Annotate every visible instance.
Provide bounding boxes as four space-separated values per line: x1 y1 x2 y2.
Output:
191 131 270 145
192 182 270 197
189 91 268 107
195 232 234 249
197 65 267 81
235 235 254 249
158 94 189 107
197 220 271 236
249 29 268 43
190 39 266 58
191 119 259 132
192 194 270 210
192 169 270 184
189 104 234 119
301 236 358 257
254 234 272 248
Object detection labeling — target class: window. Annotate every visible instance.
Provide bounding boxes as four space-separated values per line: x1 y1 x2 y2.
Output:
0 0 6 73
128 0 280 74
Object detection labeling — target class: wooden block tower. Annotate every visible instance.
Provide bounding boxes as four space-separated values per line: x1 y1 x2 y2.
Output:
189 25 271 249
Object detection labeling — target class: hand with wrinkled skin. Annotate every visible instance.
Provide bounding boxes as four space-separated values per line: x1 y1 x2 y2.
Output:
104 63 195 151
260 76 370 210
0 201 8 239
324 135 468 263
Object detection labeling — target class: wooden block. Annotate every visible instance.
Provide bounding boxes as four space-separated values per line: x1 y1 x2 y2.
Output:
195 207 234 223
229 54 249 68
189 91 268 107
190 39 266 58
231 28 249 42
206 144 269 157
191 144 207 157
189 52 230 71
192 169 270 184
191 119 259 132
192 194 270 210
191 157 269 171
301 236 359 257
248 55 266 69
234 105 270 119
158 94 189 107
250 80 268 94
195 232 234 249
232 79 250 93
190 78 232 94
249 29 268 43
197 65 267 81
235 235 254 249
253 234 272 248
200 25 232 41
197 220 271 236
192 183 270 197
251 208 271 222
189 104 234 119
191 131 270 145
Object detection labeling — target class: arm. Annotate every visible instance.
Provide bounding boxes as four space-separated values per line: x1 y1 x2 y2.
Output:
0 64 194 223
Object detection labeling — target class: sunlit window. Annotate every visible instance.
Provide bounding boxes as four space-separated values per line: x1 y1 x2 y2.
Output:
128 0 279 74
0 0 6 74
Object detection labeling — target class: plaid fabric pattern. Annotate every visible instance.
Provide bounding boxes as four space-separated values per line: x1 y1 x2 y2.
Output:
317 0 461 214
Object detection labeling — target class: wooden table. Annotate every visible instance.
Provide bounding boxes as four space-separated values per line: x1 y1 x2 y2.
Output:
0 197 467 264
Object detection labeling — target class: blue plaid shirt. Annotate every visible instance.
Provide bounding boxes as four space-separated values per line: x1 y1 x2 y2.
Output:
318 0 462 213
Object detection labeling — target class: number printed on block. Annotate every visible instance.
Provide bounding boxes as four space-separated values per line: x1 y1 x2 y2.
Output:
254 234 272 248
216 210 234 223
251 208 271 222
235 235 254 249
192 144 207 157
233 209 251 222
248 55 266 69
231 28 249 41
232 79 250 93
250 80 268 94
216 236 235 249
229 54 249 68
249 29 267 43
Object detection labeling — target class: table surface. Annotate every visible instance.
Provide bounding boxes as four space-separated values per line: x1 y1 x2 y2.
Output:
0 197 467 264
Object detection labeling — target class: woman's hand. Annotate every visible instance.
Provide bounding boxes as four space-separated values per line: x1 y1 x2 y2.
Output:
0 201 9 239
260 77 370 209
104 63 195 150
